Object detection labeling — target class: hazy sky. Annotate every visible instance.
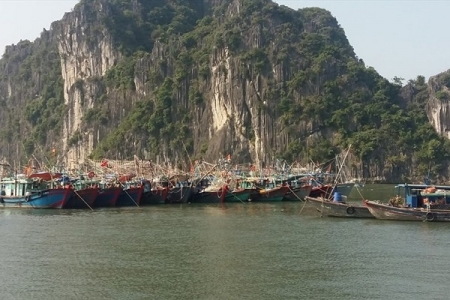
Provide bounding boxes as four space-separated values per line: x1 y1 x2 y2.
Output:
0 0 448 82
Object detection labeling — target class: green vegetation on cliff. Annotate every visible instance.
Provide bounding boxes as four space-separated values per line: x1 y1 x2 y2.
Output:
0 38 65 159
93 0 450 180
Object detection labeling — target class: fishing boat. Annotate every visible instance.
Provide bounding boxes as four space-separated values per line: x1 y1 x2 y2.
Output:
224 188 252 202
306 195 374 218
116 174 144 206
190 185 228 203
116 181 144 206
65 186 99 209
0 177 72 209
250 179 289 202
283 183 312 201
164 175 194 204
364 184 450 222
253 185 289 202
309 184 334 198
142 187 169 204
94 185 122 207
333 182 355 198
63 178 99 209
166 185 194 204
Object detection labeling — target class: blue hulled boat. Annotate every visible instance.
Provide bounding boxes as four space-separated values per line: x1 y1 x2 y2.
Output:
0 177 73 209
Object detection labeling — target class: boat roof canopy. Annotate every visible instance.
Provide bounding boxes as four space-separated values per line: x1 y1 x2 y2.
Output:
395 184 450 190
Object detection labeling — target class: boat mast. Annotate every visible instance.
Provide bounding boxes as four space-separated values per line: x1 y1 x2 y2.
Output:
14 167 17 197
332 145 352 189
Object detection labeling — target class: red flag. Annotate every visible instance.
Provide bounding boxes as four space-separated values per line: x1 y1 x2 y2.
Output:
101 159 108 167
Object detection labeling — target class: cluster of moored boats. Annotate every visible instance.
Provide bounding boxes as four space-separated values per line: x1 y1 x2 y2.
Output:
307 183 450 222
5 163 448 223
0 168 356 209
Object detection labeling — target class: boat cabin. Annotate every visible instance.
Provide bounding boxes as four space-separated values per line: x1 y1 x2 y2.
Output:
72 178 99 190
0 178 45 197
287 179 306 189
252 178 279 190
240 180 257 190
397 184 450 208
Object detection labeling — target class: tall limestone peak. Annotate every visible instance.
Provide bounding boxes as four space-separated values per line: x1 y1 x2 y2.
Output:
0 0 449 182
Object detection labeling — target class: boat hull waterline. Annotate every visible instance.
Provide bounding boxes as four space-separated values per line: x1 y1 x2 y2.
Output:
364 200 450 222
306 196 374 218
0 188 73 209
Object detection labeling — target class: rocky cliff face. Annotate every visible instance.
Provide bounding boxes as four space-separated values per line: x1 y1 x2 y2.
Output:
1 0 450 182
426 71 450 139
0 27 63 163
54 0 358 168
57 0 121 168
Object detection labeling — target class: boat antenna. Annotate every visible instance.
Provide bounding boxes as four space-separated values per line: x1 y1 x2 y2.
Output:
330 145 352 199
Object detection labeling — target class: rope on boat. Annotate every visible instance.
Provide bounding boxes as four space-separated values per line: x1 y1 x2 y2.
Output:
355 185 365 201
73 189 94 211
216 188 224 199
298 196 309 215
227 189 246 204
320 196 324 217
286 185 310 215
286 185 305 201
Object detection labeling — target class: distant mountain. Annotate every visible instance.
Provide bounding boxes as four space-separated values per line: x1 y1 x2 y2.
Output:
0 0 449 182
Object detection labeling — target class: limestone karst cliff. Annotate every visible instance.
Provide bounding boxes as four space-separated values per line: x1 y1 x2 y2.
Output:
1 0 450 183
426 71 450 140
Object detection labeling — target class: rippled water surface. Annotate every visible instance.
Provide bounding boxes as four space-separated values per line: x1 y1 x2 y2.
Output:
0 185 448 299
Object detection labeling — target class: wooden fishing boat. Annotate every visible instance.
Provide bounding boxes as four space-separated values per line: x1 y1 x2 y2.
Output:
63 179 99 209
140 180 169 205
309 184 334 198
363 200 450 221
224 188 252 202
64 187 99 209
94 186 122 207
333 182 355 198
166 186 194 204
117 187 143 206
190 186 227 203
364 184 450 222
0 177 72 209
284 184 312 201
116 184 144 206
142 187 169 204
251 185 289 202
306 196 374 218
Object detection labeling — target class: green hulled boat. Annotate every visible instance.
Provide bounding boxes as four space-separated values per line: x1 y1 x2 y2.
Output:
224 188 252 202
251 185 289 202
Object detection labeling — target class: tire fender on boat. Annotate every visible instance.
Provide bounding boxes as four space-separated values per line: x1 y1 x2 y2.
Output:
0 197 3 204
425 212 435 221
37 191 42 197
25 196 30 202
346 206 355 215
